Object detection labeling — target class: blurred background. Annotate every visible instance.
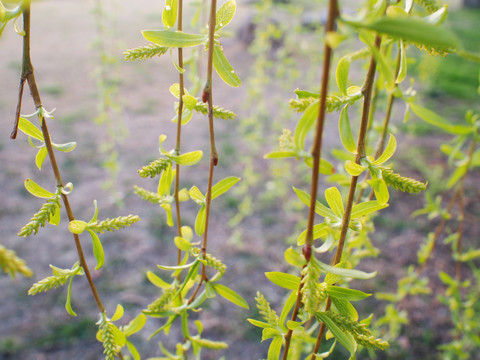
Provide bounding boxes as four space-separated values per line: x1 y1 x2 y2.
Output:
1 0 479 359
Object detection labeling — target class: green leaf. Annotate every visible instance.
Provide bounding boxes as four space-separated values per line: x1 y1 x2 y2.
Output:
264 151 298 159
368 178 389 205
325 187 344 218
265 272 300 290
35 147 48 170
111 304 124 321
339 105 356 153
409 102 473 135
212 45 241 87
345 161 366 176
303 157 336 175
18 117 44 141
126 340 141 360
316 312 356 357
294 100 319 150
331 297 358 321
146 271 171 289
87 229 105 270
284 247 305 267
171 150 203 166
189 185 205 204
373 134 396 165
157 259 198 271
293 187 336 218
297 223 330 245
158 162 173 196
182 94 197 110
351 200 388 219
317 260 377 280
356 16 460 49
88 200 99 224
65 275 76 316
24 179 56 199
447 164 467 189
326 286 371 301
370 41 395 92
142 30 207 48
195 205 206 236
247 318 277 329
267 336 283 360
215 0 236 31
52 142 77 152
211 176 240 199
279 291 296 328
211 283 249 309
68 220 88 235
174 236 191 251
336 56 351 95
162 0 178 29
396 41 407 84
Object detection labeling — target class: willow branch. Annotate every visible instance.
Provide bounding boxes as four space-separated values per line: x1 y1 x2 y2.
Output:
19 0 105 314
310 35 382 358
281 1 339 359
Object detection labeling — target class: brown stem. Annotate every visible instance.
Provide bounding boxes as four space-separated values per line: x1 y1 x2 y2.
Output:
310 35 382 359
199 0 217 282
281 2 339 359
174 0 185 267
20 0 105 314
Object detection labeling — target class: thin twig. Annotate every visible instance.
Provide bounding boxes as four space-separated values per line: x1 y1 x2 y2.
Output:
281 1 339 358
310 35 382 359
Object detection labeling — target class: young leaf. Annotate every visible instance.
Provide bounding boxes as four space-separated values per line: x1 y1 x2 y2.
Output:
356 16 460 49
267 336 283 360
35 147 48 170
215 0 236 31
339 105 356 153
87 229 105 270
331 297 358 321
279 291 297 328
297 223 329 246
294 101 319 150
351 200 388 219
212 45 241 87
336 56 351 95
326 286 371 301
396 41 407 84
325 187 344 218
284 247 305 267
24 179 56 199
146 271 171 289
345 161 366 176
409 102 473 135
370 43 395 92
142 30 207 48
211 176 241 199
189 185 205 204
18 117 44 141
126 340 141 360
367 178 389 205
195 205 206 236
162 0 178 29
265 272 300 290
293 187 336 218
211 283 249 309
171 150 203 166
316 312 357 357
373 134 397 165
65 275 76 316
157 259 198 271
317 260 377 280
174 236 191 251
111 304 124 321
52 142 77 152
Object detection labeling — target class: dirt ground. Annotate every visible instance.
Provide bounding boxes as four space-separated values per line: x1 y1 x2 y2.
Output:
0 1 477 360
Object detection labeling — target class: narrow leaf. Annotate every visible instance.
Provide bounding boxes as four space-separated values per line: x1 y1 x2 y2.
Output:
216 0 236 30
24 179 56 199
325 187 344 218
317 260 377 280
142 30 207 48
409 102 473 135
293 187 336 218
18 117 44 141
111 304 124 321
213 45 241 87
396 41 407 84
68 220 88 235
351 200 388 219
146 271 171 289
294 100 319 150
345 161 366 176
297 223 329 246
87 229 105 270
316 312 356 356
211 176 240 199
339 105 356 153
171 150 203 166
65 275 77 316
194 205 206 236
336 56 351 95
265 272 300 290
267 336 283 360
373 134 397 165
157 259 198 271
35 147 48 170
326 286 371 301
162 0 178 29
211 283 249 309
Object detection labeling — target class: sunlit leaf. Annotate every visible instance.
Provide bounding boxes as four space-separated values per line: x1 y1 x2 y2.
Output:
215 0 236 31
24 179 56 199
265 272 300 290
339 105 356 153
143 30 207 47
162 0 178 29
336 56 351 95
211 283 249 309
213 45 241 87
